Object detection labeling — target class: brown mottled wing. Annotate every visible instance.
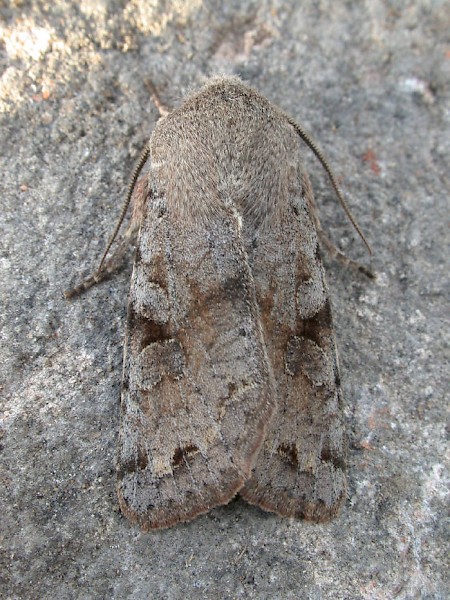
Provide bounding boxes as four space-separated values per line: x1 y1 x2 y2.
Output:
116 191 275 530
240 165 347 522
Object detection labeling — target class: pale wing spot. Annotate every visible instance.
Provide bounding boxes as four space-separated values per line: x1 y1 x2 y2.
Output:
296 262 327 319
130 265 169 323
131 339 185 390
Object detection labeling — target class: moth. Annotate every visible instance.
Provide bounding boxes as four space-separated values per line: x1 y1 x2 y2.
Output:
67 76 371 530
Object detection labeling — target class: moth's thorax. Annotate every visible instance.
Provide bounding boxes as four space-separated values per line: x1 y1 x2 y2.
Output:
149 78 302 229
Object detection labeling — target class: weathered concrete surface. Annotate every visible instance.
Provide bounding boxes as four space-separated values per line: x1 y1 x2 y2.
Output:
1 1 448 598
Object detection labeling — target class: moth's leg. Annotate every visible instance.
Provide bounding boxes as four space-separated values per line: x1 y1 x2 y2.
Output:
317 229 374 279
305 187 374 279
64 223 139 299
146 80 170 117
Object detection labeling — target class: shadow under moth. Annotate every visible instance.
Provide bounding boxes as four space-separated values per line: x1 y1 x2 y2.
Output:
67 76 372 530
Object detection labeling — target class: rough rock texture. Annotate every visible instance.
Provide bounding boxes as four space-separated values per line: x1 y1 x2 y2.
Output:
1 1 448 598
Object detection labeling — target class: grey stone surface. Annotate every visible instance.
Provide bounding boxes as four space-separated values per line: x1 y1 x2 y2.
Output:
1 1 448 598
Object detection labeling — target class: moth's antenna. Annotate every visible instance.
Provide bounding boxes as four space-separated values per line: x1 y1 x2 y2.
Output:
286 115 372 255
97 145 151 272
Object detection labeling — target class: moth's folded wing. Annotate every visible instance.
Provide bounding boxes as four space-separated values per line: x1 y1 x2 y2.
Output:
117 196 275 530
240 171 347 522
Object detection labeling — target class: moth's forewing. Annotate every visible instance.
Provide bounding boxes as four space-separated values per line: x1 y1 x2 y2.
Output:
240 157 347 522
